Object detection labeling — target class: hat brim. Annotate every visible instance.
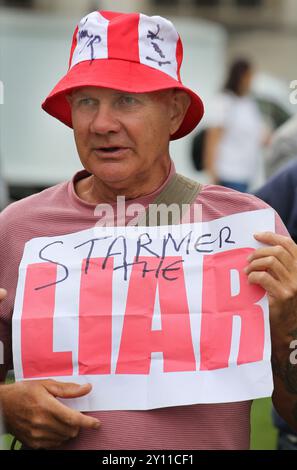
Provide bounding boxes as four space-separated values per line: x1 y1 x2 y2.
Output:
42 59 204 140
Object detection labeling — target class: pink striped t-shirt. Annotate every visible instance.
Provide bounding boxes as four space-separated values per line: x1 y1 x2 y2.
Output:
0 165 287 449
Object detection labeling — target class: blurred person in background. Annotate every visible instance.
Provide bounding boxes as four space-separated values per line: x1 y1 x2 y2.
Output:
256 157 297 450
256 160 297 244
265 114 297 178
204 58 269 192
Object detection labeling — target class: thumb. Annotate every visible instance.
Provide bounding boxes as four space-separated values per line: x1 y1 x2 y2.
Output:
0 288 7 301
44 380 92 399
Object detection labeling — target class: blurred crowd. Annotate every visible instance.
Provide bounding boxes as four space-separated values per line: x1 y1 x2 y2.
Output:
192 58 297 195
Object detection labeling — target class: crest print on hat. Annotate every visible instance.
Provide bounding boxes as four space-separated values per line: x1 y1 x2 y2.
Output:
138 14 179 80
71 11 109 66
70 11 179 81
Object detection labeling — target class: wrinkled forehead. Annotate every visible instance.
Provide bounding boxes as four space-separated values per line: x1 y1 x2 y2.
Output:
69 86 174 100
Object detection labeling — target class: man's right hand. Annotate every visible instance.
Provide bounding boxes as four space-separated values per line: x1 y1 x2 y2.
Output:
0 379 100 449
0 288 7 301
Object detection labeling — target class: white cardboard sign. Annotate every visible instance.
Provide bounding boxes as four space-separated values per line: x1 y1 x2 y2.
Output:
12 209 274 410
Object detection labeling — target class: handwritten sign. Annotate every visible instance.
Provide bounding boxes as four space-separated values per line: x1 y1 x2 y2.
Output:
12 209 275 411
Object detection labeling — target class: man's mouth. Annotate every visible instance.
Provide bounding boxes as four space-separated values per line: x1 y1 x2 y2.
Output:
94 146 128 155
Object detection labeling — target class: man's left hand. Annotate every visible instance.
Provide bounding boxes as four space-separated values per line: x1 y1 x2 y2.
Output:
245 232 297 331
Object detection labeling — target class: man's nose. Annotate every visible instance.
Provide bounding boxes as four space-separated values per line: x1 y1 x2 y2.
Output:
89 104 121 135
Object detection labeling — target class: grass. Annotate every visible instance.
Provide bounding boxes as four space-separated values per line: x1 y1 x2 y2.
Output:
250 398 277 450
2 434 15 450
2 397 277 450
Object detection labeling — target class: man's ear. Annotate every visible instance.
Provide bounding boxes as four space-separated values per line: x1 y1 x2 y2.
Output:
169 90 191 136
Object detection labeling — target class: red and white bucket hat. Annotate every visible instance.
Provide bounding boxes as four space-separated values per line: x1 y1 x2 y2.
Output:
42 10 204 140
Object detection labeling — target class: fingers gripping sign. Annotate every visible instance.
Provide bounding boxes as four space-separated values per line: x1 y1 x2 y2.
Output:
245 232 297 433
245 232 297 329
0 288 7 302
1 380 100 449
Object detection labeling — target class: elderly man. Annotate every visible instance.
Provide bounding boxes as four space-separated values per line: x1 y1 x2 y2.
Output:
0 10 297 451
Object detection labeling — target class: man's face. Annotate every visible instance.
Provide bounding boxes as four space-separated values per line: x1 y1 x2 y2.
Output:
69 87 183 190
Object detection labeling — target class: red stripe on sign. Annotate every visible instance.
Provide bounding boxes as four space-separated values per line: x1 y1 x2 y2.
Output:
200 248 265 371
21 263 73 378
107 13 140 63
116 256 196 374
78 257 113 375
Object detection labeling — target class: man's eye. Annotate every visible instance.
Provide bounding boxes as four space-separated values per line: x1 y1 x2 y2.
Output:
119 95 137 105
78 98 97 107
